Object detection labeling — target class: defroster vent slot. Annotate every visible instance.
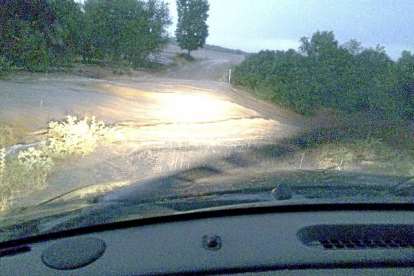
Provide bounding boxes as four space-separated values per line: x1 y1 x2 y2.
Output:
297 224 414 250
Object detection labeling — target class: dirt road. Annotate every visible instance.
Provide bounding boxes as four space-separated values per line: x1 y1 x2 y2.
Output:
0 46 307 206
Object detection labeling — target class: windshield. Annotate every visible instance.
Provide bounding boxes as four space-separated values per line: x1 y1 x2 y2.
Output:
0 0 413 240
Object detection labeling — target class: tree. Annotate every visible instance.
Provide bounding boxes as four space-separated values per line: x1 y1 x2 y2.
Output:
232 30 407 117
0 0 58 71
0 0 84 70
84 0 171 66
175 0 209 56
49 0 85 63
299 31 339 60
395 51 414 118
342 39 363 56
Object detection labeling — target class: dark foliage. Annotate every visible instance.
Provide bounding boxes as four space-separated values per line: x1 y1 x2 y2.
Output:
232 31 413 119
0 0 172 72
0 0 61 71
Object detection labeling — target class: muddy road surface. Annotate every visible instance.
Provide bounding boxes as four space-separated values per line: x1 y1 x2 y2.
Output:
0 47 308 207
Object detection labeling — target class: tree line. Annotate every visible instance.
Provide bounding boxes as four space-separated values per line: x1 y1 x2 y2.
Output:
0 0 172 72
232 31 413 120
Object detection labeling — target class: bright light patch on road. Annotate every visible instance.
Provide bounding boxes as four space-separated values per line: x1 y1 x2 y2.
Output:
94 83 285 146
155 94 233 123
97 83 258 124
124 118 283 146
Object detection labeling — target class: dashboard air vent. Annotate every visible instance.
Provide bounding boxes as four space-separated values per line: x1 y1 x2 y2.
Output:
317 238 414 250
298 224 414 250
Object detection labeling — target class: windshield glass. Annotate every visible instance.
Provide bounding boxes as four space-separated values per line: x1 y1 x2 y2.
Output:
0 0 413 240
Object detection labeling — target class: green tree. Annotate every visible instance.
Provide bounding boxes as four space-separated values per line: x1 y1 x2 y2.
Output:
395 50 414 118
175 0 209 56
84 0 171 67
49 0 85 63
232 30 408 119
299 31 339 60
342 39 364 56
0 0 83 71
0 0 57 71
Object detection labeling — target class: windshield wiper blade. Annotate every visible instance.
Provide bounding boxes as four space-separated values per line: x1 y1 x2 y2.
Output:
149 179 414 213
271 184 293 200
390 177 414 197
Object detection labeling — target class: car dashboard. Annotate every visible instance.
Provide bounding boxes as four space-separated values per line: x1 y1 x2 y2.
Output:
1 204 413 276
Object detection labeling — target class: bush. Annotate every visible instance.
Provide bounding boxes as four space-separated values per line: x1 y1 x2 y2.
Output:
0 0 62 71
0 116 125 211
18 26 56 71
44 115 124 158
0 148 5 184
232 31 411 119
176 53 195 62
0 0 171 71
83 0 172 67
0 55 11 72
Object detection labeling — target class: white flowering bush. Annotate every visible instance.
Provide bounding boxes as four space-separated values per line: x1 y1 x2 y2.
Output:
0 147 10 211
44 115 124 158
18 147 54 172
0 147 5 183
0 116 125 211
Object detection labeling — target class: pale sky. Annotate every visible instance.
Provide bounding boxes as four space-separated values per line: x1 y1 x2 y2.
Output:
164 0 414 59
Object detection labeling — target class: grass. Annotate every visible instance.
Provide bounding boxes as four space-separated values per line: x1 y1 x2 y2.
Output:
0 125 15 148
292 121 414 176
176 53 196 62
0 116 125 212
313 139 413 175
159 53 197 74
251 119 413 178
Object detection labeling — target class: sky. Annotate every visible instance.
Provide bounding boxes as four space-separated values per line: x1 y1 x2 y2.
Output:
164 0 414 60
